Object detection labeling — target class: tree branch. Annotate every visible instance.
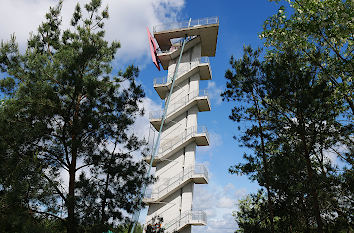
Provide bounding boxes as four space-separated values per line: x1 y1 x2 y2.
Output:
29 207 65 222
76 163 95 172
42 173 67 203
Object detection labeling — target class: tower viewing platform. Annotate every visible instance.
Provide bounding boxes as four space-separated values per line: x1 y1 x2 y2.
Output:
144 16 219 233
153 17 219 56
153 17 219 70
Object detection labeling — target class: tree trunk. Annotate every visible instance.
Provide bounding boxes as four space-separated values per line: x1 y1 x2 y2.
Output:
298 115 323 233
303 151 323 233
67 159 77 233
128 223 133 233
67 94 81 233
252 91 275 233
258 121 275 233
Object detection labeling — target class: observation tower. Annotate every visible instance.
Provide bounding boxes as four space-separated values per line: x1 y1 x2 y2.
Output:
144 17 219 233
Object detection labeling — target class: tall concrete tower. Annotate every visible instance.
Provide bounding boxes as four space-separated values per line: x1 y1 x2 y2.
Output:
144 17 219 233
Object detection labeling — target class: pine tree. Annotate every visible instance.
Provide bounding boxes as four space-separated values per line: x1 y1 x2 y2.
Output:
225 0 353 231
222 46 275 232
223 47 353 232
0 1 151 232
261 0 353 114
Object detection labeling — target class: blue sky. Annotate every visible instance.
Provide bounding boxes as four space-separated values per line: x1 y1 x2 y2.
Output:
0 0 283 232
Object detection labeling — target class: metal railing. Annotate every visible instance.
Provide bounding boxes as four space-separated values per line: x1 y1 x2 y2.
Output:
146 126 209 160
164 210 207 232
154 57 210 85
160 125 209 155
149 89 208 120
145 164 208 200
153 16 219 33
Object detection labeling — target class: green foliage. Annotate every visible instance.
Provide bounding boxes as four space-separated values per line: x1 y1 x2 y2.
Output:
107 222 143 233
261 0 353 114
224 1 353 232
222 46 276 232
0 0 151 232
225 45 353 232
234 191 270 233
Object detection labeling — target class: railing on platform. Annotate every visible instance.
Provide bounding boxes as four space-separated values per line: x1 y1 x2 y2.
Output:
160 125 209 154
145 164 208 201
153 57 210 85
153 17 219 33
145 126 209 160
164 210 207 232
149 89 209 120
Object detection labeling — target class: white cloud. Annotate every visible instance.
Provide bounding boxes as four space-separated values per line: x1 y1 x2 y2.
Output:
0 0 52 49
198 130 222 155
322 149 337 165
193 182 247 233
218 196 235 209
0 0 185 64
209 131 222 148
101 0 184 64
207 81 223 105
194 213 236 233
321 141 352 166
0 0 182 147
321 143 352 168
134 96 162 154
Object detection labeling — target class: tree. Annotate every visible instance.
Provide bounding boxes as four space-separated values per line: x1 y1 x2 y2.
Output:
222 46 275 233
263 48 351 233
234 191 271 233
260 0 353 230
0 0 151 232
261 0 353 114
116 222 143 233
225 1 353 232
223 46 353 232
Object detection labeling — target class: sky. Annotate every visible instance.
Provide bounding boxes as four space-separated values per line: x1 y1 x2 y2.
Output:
0 0 283 232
